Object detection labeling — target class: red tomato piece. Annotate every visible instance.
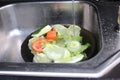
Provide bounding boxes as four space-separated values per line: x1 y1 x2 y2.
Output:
32 38 50 53
46 30 57 41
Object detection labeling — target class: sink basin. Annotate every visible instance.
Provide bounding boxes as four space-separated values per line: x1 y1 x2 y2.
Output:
0 1 105 78
0 1 101 62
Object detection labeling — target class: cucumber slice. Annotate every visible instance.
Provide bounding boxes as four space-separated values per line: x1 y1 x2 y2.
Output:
67 40 81 52
32 25 52 37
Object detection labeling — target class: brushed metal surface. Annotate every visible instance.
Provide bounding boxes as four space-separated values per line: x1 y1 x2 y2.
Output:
0 1 100 62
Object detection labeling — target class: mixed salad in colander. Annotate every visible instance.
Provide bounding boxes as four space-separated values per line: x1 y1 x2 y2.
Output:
28 24 90 63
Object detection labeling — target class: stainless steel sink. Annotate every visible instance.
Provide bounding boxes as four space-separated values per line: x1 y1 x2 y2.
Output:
0 1 101 62
0 1 115 78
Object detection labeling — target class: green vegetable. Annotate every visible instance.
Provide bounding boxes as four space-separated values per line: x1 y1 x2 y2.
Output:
53 24 82 42
70 43 90 56
68 54 84 63
79 43 90 53
43 44 70 61
28 24 90 63
55 54 85 63
53 24 70 40
33 53 52 63
68 25 81 37
54 49 71 63
67 40 81 52
32 25 52 37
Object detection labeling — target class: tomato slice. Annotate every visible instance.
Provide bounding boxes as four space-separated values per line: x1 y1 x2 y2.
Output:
46 30 57 41
32 38 50 53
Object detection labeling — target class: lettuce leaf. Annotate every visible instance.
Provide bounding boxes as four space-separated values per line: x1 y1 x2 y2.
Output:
43 44 71 61
79 43 90 53
33 53 52 63
52 24 71 40
53 24 81 41
68 25 81 37
68 54 84 63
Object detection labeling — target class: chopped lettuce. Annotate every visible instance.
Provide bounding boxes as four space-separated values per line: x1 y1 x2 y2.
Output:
54 48 72 63
68 54 84 63
68 25 81 37
55 54 85 63
53 24 71 41
70 43 90 57
43 44 70 61
33 53 52 63
79 43 90 53
53 24 82 42
28 24 90 63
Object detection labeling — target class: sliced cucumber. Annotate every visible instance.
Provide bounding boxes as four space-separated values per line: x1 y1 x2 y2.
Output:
67 40 81 52
32 25 52 37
